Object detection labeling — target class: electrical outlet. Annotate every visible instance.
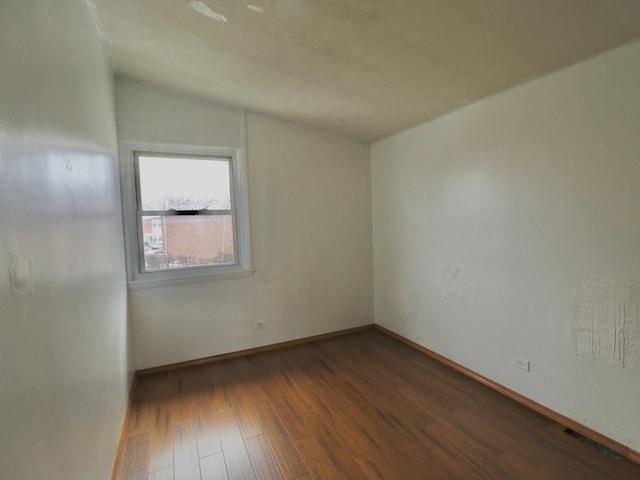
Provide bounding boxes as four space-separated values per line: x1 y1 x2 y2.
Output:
513 356 530 371
255 321 266 329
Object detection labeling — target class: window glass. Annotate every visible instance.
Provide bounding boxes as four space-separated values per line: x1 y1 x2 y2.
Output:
137 156 231 211
136 154 237 273
141 215 235 271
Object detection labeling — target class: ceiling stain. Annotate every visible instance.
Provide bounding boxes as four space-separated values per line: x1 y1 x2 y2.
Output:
188 1 228 23
247 5 264 14
276 0 307 18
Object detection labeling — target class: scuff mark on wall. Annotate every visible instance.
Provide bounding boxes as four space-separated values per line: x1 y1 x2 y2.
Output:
570 271 639 368
439 262 466 300
276 0 307 18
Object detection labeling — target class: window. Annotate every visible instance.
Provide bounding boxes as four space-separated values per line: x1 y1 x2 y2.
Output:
121 143 252 287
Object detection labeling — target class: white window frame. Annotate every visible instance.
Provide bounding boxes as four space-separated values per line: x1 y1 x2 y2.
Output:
120 142 252 289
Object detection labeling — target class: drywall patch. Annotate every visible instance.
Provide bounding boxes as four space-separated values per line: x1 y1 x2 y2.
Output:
187 1 228 22
570 271 639 367
9 255 33 298
439 262 466 300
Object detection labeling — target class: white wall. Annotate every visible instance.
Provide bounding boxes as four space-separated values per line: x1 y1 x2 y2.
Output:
372 41 640 451
116 79 373 369
0 1 130 479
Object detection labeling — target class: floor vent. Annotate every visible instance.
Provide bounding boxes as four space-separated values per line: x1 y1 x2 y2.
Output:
564 428 622 459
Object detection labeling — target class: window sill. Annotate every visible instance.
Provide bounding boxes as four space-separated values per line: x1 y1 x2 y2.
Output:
127 267 254 290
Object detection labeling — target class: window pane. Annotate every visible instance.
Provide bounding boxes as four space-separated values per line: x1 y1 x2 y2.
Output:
138 156 231 211
141 215 235 271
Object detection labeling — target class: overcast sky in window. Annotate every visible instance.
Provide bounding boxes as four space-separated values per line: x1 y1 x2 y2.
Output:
138 156 231 210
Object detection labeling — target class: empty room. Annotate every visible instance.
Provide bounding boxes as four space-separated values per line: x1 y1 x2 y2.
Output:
1 0 640 479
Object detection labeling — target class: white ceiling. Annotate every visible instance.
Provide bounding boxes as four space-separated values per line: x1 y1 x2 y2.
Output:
92 0 640 143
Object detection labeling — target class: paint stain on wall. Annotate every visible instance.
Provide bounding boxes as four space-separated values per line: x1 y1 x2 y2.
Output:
570 271 639 368
439 262 466 300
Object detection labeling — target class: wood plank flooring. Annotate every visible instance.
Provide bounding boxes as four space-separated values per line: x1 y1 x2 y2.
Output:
114 331 640 479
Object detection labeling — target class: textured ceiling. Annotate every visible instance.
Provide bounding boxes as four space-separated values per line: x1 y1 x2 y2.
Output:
92 0 640 142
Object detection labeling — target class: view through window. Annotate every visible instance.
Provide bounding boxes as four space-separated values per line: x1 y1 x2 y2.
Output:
135 154 237 272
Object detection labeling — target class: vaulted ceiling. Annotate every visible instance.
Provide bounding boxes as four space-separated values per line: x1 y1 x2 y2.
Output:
92 0 640 142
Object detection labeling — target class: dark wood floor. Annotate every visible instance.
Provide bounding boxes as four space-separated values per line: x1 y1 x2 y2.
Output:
114 330 640 479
